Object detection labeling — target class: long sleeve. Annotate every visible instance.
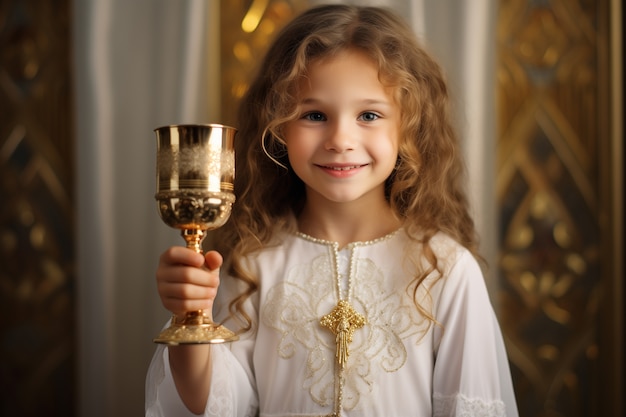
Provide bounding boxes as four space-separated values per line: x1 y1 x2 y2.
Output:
144 334 258 417
145 263 259 417
432 249 519 417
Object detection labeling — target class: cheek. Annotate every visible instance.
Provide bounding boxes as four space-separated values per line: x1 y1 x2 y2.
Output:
384 151 399 175
378 138 400 168
285 129 317 163
285 140 310 174
286 150 310 185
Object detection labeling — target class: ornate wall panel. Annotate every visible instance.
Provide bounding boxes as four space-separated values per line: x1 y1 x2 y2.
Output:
0 0 75 415
220 0 308 126
496 0 621 416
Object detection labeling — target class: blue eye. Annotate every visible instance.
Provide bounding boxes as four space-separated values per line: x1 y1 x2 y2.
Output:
303 112 326 121
359 112 379 122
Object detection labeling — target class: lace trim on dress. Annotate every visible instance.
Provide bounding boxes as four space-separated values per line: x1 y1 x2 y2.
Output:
206 345 258 417
206 350 233 416
433 392 506 417
145 345 166 414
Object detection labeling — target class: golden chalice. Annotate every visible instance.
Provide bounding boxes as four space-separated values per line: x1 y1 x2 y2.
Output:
153 124 238 345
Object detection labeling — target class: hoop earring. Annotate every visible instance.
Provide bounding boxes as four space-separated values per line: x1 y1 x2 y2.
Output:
261 132 288 170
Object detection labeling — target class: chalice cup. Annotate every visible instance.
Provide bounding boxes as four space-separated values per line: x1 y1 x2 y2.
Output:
153 124 239 345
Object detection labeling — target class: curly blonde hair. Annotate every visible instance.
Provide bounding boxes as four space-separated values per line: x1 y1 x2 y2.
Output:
215 4 479 331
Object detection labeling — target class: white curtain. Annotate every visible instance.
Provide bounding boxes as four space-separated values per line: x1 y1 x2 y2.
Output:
73 1 220 415
73 0 495 415
414 1 498 293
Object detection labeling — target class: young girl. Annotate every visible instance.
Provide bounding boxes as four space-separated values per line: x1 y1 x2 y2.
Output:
146 4 518 417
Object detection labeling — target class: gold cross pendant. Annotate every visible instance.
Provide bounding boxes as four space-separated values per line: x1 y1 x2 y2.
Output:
320 300 367 368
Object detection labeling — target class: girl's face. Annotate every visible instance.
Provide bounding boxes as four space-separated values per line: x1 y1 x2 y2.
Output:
284 49 400 209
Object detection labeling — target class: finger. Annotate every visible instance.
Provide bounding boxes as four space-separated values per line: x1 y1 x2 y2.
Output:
158 282 217 315
159 246 206 268
160 296 214 317
156 264 219 287
158 282 218 302
204 250 223 271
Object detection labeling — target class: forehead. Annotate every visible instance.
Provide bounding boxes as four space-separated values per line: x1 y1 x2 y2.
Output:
297 50 393 99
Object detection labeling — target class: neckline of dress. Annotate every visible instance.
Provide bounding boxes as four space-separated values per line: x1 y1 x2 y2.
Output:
295 228 402 249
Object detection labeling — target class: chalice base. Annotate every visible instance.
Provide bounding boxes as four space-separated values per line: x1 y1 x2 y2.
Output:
154 313 239 345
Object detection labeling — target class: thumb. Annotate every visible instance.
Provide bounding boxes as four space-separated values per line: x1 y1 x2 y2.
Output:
204 250 223 271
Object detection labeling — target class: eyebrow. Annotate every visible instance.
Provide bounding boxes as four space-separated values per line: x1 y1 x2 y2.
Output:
299 97 392 107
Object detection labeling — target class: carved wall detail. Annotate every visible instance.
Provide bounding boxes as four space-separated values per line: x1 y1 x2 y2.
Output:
0 1 75 415
220 0 308 126
497 0 618 415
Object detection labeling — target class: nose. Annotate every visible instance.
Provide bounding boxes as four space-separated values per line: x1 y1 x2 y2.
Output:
325 120 356 152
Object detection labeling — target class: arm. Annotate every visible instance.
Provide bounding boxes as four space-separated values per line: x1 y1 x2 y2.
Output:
146 247 258 417
432 249 518 417
155 248 222 414
169 345 212 414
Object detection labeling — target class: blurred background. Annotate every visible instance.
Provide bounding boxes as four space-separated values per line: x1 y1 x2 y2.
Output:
0 0 622 415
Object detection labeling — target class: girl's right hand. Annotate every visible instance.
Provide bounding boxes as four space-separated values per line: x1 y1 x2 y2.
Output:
156 247 220 414
155 247 223 318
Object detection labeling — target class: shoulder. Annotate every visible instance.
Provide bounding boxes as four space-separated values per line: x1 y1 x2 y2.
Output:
415 232 488 303
436 234 482 281
237 231 324 274
401 230 478 274
428 232 469 264
425 237 494 324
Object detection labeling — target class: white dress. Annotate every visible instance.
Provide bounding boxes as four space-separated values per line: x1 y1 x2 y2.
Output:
146 230 519 417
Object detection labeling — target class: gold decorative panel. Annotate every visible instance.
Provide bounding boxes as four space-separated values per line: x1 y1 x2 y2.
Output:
0 0 75 415
220 0 308 126
496 0 620 416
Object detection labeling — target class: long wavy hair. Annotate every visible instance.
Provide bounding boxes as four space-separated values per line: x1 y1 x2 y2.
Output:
215 4 480 331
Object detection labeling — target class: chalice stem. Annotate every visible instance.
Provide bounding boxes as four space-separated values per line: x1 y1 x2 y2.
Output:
181 228 208 326
182 228 206 253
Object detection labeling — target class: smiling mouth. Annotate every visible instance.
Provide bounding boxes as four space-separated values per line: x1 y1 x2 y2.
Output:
318 164 368 171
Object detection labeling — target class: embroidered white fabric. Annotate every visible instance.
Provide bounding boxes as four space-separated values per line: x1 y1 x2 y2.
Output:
145 231 519 417
433 392 507 417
